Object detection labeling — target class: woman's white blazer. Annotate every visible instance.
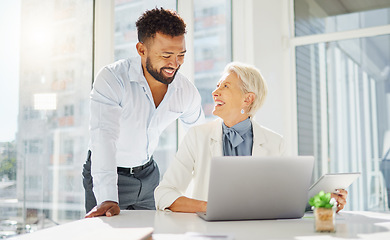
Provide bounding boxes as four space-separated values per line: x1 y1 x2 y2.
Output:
155 118 285 210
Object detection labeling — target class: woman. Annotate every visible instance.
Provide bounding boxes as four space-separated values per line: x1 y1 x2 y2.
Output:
154 62 347 213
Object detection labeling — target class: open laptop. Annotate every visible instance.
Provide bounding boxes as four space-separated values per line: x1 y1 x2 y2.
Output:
196 156 314 221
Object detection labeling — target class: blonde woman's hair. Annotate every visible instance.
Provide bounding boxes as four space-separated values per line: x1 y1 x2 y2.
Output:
223 62 268 116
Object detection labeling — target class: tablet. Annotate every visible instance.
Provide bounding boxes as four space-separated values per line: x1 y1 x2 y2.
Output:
308 172 361 199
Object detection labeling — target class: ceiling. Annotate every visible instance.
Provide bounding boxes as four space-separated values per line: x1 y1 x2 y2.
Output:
314 0 390 16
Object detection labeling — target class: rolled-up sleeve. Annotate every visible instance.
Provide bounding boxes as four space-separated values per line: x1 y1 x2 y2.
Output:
154 128 197 210
90 67 123 204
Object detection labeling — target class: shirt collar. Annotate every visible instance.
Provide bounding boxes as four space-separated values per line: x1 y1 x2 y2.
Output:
128 56 179 92
129 56 144 83
222 117 252 137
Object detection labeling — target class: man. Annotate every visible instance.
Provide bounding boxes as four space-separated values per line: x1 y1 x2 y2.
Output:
83 7 204 218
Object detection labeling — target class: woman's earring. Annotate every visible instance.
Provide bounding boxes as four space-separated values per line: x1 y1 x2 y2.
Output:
241 109 245 114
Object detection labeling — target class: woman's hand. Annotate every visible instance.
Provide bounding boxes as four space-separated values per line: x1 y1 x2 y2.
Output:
331 189 348 213
168 196 207 213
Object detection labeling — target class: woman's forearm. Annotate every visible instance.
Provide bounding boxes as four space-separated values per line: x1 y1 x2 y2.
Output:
168 196 207 213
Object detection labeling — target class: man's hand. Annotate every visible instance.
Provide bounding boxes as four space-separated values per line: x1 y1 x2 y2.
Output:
85 201 120 218
331 189 348 213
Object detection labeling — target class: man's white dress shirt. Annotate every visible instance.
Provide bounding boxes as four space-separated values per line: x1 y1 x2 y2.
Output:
89 56 204 204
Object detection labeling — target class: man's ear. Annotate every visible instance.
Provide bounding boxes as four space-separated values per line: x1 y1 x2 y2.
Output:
136 42 146 57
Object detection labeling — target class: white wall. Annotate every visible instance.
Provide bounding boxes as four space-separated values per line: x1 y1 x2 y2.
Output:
233 0 296 155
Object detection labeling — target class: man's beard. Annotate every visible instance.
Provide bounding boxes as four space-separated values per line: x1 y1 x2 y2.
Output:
146 57 180 85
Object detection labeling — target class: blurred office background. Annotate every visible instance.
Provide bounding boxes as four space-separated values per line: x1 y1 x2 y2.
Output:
0 0 390 237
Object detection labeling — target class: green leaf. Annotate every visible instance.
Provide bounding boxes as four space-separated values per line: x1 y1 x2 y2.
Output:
308 190 334 209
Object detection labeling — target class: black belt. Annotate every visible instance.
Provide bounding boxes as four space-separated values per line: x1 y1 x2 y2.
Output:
117 159 154 175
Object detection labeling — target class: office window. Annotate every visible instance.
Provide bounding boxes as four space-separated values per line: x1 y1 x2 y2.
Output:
0 0 93 233
193 0 232 118
295 0 390 36
63 139 74 165
295 0 390 210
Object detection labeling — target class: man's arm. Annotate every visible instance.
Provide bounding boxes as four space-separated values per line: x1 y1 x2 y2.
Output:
89 67 123 217
179 82 205 131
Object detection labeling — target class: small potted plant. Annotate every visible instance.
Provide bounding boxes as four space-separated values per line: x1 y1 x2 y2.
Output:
308 191 337 232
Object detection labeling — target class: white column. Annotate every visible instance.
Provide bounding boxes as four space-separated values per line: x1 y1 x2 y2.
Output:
94 0 115 77
232 0 254 64
177 0 194 143
232 0 296 155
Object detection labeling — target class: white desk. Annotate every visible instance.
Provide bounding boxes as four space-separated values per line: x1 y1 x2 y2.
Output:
13 210 390 240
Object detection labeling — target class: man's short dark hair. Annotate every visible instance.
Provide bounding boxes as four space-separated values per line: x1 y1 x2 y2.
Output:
135 7 186 44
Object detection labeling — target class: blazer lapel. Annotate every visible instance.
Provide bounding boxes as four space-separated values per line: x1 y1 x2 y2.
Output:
209 119 223 157
251 119 269 156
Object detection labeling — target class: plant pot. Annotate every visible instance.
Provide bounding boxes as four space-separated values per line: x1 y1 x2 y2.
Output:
313 207 335 232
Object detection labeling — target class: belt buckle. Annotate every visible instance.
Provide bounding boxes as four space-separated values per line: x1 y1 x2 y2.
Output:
130 167 134 174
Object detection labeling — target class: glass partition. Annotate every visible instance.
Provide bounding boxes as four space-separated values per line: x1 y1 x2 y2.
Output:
0 0 93 235
296 35 390 211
